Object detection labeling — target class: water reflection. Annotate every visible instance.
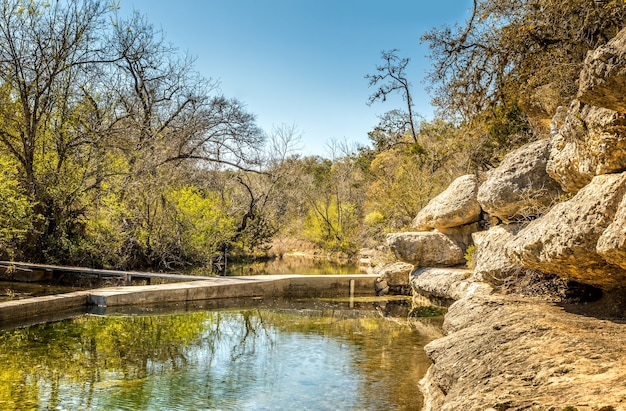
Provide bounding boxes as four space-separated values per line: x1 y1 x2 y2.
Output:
222 255 364 276
0 298 439 410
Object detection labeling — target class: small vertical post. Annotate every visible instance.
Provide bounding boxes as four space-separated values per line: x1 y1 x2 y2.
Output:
349 279 355 308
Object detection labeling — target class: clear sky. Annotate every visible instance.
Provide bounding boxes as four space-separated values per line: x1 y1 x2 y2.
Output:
119 0 474 157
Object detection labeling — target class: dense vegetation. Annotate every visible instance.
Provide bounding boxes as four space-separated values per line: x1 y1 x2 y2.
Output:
0 0 624 271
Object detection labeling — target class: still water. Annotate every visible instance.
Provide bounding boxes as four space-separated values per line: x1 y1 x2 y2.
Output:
217 255 364 276
0 298 439 411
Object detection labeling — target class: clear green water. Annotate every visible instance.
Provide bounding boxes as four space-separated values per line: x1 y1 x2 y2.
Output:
0 298 438 410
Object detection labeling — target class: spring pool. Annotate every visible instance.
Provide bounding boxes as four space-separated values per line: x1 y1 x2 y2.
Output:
0 297 440 410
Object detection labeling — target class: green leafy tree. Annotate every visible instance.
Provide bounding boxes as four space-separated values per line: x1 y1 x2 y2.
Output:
0 156 33 258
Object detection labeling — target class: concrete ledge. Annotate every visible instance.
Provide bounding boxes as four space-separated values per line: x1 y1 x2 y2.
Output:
0 274 379 326
0 290 91 326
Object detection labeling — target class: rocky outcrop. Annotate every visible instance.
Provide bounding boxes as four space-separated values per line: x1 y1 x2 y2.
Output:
412 174 481 230
578 27 626 113
506 172 626 289
409 28 626 411
386 231 465 267
421 289 626 411
471 224 524 285
546 100 626 193
477 139 563 220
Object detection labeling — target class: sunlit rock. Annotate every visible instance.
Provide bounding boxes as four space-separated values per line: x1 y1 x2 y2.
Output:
375 262 414 295
410 267 483 306
386 231 465 268
411 174 481 230
477 139 563 221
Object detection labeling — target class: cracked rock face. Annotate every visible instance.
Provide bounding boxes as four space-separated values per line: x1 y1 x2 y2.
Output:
546 100 626 194
506 172 626 289
477 139 563 221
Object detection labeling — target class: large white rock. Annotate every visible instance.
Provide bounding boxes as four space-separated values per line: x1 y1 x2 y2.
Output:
506 173 626 289
412 174 481 230
386 231 465 267
477 139 563 221
546 100 626 193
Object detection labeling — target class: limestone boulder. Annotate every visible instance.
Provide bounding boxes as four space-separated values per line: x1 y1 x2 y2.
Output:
506 173 626 289
597 194 626 270
410 267 485 307
412 174 481 230
477 139 563 220
577 27 626 113
546 100 626 193
375 262 414 295
471 224 524 285
386 231 465 267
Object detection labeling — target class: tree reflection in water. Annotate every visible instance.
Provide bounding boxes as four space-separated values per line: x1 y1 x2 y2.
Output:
0 298 439 410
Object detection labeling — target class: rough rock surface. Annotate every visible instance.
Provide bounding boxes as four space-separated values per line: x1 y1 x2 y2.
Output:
597 193 626 270
471 224 525 285
410 267 484 307
546 100 626 193
477 139 563 220
436 222 479 250
386 231 465 267
420 289 626 411
506 172 626 289
578 27 626 113
374 262 414 295
412 174 481 230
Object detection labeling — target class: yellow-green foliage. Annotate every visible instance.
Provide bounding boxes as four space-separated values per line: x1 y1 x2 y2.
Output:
464 244 478 269
169 185 236 261
303 200 359 253
0 156 33 255
80 186 132 268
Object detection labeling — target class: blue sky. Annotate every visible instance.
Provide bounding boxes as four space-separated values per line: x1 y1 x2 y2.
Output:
120 1 474 156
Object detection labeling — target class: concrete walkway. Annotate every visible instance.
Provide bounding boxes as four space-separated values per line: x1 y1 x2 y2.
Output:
0 274 378 328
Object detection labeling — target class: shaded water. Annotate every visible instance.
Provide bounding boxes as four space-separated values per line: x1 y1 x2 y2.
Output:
0 297 439 410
